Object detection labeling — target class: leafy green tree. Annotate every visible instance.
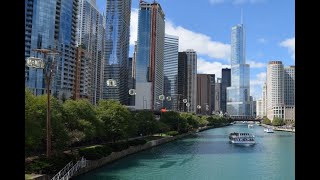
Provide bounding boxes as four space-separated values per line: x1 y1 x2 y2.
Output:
97 100 132 142
156 121 170 136
262 116 272 125
272 117 285 126
160 111 189 133
25 89 69 155
134 110 158 136
63 99 103 142
197 116 209 127
25 89 42 156
180 113 199 129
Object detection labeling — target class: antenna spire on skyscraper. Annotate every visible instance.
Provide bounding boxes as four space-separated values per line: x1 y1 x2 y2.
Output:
241 8 243 24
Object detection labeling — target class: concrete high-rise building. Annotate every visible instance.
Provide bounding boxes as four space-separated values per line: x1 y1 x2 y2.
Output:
185 49 197 112
178 52 188 112
256 99 263 118
221 68 231 113
197 74 215 115
127 57 135 106
262 82 267 117
284 66 295 106
103 0 132 104
214 78 222 113
266 61 295 121
267 61 284 120
227 24 251 117
76 0 105 104
25 0 79 99
135 1 165 110
249 96 256 117
164 35 179 111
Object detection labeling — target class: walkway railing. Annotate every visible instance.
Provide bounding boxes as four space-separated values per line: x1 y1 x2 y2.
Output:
51 161 73 180
60 157 86 180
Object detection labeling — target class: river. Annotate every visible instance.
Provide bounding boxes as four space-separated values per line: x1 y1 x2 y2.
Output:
74 123 295 180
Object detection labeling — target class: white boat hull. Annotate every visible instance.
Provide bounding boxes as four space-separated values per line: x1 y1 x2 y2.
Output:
230 140 255 146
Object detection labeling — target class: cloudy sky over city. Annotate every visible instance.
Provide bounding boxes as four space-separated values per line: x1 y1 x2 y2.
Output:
97 0 295 100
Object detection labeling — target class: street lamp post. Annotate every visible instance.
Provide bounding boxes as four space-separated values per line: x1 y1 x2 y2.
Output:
197 105 201 115
26 49 60 158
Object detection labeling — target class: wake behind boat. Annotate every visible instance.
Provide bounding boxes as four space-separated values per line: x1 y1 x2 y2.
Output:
229 132 255 146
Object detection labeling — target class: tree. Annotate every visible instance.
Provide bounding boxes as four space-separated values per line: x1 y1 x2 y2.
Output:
180 113 199 129
262 116 272 125
272 117 285 126
63 99 103 143
134 110 158 136
25 89 69 156
160 111 189 133
25 89 42 156
97 100 132 142
197 116 209 127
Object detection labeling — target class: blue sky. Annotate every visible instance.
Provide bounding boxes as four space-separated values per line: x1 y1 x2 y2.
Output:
96 0 295 100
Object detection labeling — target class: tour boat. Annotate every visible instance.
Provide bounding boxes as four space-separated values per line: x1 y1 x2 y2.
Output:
248 124 254 128
229 132 255 146
264 128 274 133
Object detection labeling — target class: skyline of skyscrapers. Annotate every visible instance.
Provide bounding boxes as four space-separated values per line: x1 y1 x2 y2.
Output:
135 2 165 110
24 1 294 124
103 0 132 105
227 24 251 117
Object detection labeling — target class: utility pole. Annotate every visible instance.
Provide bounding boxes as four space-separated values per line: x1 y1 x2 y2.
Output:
32 48 60 157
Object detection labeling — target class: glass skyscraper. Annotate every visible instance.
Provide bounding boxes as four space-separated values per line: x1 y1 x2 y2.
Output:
103 0 132 104
135 2 165 110
25 0 78 99
227 24 251 116
164 34 179 111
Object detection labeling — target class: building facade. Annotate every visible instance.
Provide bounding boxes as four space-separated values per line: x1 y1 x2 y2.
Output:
127 57 135 106
227 24 251 117
185 49 197 113
77 0 105 104
214 78 222 114
221 68 231 113
197 74 215 115
25 0 79 99
256 99 263 118
262 82 267 117
164 35 179 111
135 2 165 110
266 61 295 121
103 0 132 104
178 52 188 112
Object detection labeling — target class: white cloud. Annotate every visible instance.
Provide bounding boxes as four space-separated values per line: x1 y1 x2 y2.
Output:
250 72 266 86
280 37 295 59
209 0 266 5
166 21 230 60
130 9 231 61
247 60 266 68
209 0 227 4
197 58 230 78
130 9 139 46
250 72 266 99
258 38 267 44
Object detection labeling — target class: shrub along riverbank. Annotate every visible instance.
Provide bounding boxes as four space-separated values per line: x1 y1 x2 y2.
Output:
25 88 232 175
